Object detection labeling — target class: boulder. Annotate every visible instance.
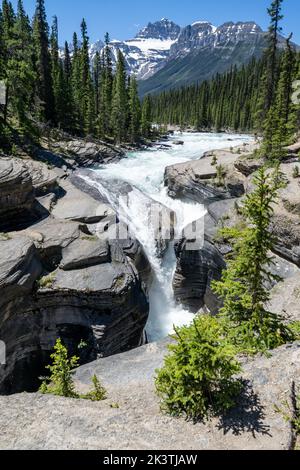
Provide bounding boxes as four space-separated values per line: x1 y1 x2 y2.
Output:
51 178 115 224
234 155 264 176
22 218 82 271
60 236 110 270
0 158 35 231
24 160 58 196
58 139 124 167
0 341 299 450
164 151 246 204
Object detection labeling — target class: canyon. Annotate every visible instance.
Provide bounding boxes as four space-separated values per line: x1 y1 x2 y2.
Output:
1 132 300 449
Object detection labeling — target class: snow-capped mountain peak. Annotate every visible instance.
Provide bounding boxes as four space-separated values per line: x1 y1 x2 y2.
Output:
136 18 181 41
80 19 269 81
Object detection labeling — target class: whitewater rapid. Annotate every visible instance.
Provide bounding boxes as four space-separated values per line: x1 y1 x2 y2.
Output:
80 132 252 341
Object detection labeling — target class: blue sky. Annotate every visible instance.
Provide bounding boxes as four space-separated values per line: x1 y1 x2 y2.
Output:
11 0 300 44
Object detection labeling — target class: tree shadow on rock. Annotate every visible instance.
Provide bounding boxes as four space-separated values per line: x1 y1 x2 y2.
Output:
217 380 272 438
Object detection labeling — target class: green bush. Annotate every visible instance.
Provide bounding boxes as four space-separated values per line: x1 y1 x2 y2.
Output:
81 375 107 402
155 315 241 421
215 164 226 187
211 155 218 166
40 338 80 398
212 167 295 354
40 339 107 402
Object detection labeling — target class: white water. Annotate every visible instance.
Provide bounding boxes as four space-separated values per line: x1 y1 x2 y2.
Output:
80 132 253 341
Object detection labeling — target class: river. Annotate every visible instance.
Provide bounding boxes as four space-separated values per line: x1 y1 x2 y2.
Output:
80 132 253 341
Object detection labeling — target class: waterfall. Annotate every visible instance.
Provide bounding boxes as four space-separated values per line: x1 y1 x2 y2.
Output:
78 132 253 341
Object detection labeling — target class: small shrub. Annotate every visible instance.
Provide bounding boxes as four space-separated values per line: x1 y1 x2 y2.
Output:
40 339 80 398
289 321 300 339
215 164 226 187
155 315 242 422
78 339 88 350
40 339 107 402
11 144 18 156
275 385 300 445
81 235 98 242
211 155 218 166
110 402 120 409
0 232 11 241
81 375 107 402
37 272 56 289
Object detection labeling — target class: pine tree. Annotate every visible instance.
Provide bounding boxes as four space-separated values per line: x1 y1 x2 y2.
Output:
93 51 101 117
111 50 127 143
256 0 283 130
32 0 55 122
71 31 81 132
50 15 60 124
81 19 94 134
1 0 15 122
128 76 141 142
0 9 4 81
141 95 152 139
61 40 74 131
98 33 113 138
9 0 36 124
212 167 294 352
262 35 297 159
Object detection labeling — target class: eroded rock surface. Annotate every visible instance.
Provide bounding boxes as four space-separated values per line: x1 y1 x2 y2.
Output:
0 158 36 231
173 232 226 313
170 149 300 313
0 341 298 450
55 139 125 167
0 156 149 394
164 149 247 204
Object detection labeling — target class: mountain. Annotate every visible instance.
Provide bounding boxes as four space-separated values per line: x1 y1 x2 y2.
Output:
88 19 181 81
139 21 269 96
83 18 298 95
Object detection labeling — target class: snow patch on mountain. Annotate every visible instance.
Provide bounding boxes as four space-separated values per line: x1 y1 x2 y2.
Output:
64 18 273 81
126 38 176 53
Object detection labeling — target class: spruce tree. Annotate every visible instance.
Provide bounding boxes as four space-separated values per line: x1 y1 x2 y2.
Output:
8 0 36 124
141 95 152 139
50 15 60 124
0 9 4 81
71 32 81 132
111 50 127 143
212 167 294 352
32 0 55 122
98 33 113 138
262 35 297 159
256 0 283 130
61 40 74 131
1 0 15 122
128 76 141 142
79 18 94 134
93 51 101 117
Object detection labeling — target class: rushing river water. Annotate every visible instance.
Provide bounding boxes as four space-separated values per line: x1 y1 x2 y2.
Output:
80 132 253 341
